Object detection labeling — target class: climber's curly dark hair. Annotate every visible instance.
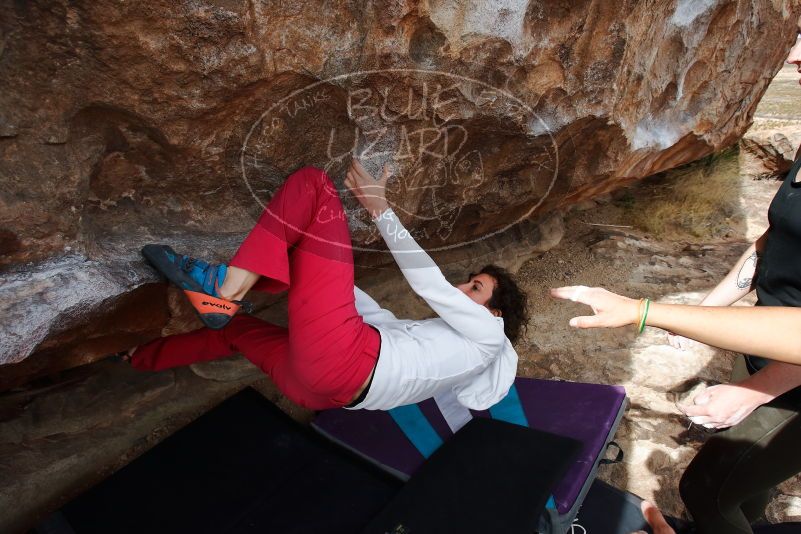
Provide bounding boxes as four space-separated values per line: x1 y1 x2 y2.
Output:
470 264 529 345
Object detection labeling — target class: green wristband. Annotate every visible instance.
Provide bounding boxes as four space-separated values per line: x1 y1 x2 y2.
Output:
638 298 651 334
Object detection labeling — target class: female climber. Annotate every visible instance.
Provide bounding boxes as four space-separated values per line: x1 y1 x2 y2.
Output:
124 158 528 411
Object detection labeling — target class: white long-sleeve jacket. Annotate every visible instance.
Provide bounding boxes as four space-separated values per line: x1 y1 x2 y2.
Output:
348 207 518 411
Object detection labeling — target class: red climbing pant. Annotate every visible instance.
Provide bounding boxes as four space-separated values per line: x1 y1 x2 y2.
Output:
132 167 381 410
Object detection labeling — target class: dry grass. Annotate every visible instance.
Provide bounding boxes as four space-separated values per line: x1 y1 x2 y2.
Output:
621 147 745 240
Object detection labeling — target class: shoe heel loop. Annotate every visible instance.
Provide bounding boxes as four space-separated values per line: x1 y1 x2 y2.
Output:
234 300 253 314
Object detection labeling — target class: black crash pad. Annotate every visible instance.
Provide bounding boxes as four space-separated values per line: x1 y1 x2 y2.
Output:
47 388 401 534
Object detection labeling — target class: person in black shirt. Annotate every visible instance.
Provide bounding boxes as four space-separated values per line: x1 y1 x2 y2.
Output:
550 283 801 534
553 19 801 534
662 26 801 533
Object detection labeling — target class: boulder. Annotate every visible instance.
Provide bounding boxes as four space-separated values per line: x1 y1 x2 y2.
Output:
0 0 799 376
740 62 801 179
740 129 801 178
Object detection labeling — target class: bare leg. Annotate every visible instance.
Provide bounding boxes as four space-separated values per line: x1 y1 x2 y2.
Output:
218 266 260 301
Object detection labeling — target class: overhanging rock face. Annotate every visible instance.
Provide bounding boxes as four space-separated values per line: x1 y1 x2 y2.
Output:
0 0 799 371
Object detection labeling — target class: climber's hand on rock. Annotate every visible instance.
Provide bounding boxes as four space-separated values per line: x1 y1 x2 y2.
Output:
678 383 771 429
550 286 639 329
345 158 391 220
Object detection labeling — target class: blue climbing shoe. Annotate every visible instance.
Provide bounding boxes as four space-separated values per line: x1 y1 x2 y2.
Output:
142 244 252 329
180 256 228 298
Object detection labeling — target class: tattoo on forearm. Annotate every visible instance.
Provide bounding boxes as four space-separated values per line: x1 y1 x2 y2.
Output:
735 252 758 289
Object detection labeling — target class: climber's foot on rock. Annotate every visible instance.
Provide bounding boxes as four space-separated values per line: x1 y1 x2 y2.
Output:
112 346 137 364
141 244 252 330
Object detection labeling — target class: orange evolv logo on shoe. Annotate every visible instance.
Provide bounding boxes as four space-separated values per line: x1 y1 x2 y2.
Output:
183 290 239 317
202 300 232 310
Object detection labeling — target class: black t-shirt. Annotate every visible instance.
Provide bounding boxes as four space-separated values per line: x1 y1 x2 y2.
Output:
756 156 801 308
748 156 801 376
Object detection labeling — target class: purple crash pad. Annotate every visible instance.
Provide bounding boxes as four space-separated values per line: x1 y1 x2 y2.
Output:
312 378 627 515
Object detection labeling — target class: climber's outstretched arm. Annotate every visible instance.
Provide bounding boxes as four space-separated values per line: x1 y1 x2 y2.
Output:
345 159 505 356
